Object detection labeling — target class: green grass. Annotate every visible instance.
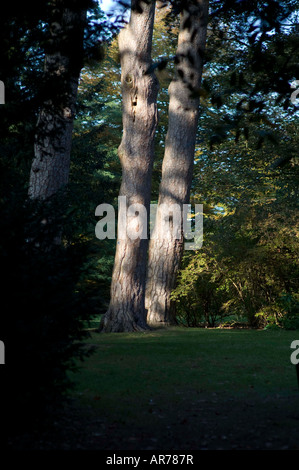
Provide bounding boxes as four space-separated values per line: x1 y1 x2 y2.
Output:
70 327 298 421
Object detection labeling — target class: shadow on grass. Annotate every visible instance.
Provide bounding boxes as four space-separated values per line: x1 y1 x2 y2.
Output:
7 327 299 450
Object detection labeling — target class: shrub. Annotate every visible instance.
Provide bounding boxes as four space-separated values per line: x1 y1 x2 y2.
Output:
1 189 95 441
278 293 299 330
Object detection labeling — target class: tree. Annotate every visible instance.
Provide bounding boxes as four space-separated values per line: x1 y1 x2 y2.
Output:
99 0 159 331
145 0 299 326
145 0 209 325
28 0 88 200
99 0 209 331
97 0 298 331
0 1 123 440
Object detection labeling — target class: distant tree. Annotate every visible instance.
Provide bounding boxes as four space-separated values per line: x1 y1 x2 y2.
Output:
0 0 122 440
28 0 88 200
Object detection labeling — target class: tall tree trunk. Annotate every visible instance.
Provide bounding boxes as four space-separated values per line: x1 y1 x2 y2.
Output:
99 0 159 332
28 1 86 200
145 0 209 326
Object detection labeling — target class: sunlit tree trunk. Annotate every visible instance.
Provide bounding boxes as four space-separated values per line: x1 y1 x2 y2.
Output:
28 1 86 200
145 0 209 326
99 0 159 332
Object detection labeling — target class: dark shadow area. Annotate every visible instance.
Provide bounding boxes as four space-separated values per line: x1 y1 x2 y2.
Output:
0 187 96 448
7 327 299 450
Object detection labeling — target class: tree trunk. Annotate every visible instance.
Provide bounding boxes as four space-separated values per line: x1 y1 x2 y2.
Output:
145 0 209 326
99 0 159 332
28 2 86 200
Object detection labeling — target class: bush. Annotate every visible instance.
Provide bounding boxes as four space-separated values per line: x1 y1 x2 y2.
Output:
279 293 299 330
1 189 95 441
254 294 299 330
171 254 229 327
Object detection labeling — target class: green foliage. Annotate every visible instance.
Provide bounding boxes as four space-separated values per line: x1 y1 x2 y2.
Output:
171 0 299 330
173 130 299 329
198 0 299 152
171 251 230 327
278 293 299 330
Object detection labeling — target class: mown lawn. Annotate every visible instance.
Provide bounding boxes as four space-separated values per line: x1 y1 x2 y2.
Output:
63 327 299 450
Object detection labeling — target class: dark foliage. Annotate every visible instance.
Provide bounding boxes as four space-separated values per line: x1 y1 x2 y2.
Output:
0 0 119 443
1 181 95 442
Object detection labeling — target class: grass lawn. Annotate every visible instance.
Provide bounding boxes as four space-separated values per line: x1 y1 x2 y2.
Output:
62 327 299 450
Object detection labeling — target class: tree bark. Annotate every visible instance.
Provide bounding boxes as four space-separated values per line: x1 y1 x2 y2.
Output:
28 1 86 200
145 0 209 326
99 0 159 332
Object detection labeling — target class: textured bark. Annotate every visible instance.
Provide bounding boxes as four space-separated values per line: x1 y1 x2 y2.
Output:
146 0 209 326
28 2 86 200
99 0 159 332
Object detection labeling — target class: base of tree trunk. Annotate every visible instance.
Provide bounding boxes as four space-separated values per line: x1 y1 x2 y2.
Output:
146 306 178 327
98 311 150 333
147 318 178 328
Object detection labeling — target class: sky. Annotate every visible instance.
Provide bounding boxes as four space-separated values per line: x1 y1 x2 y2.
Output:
99 0 128 14
100 0 115 12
